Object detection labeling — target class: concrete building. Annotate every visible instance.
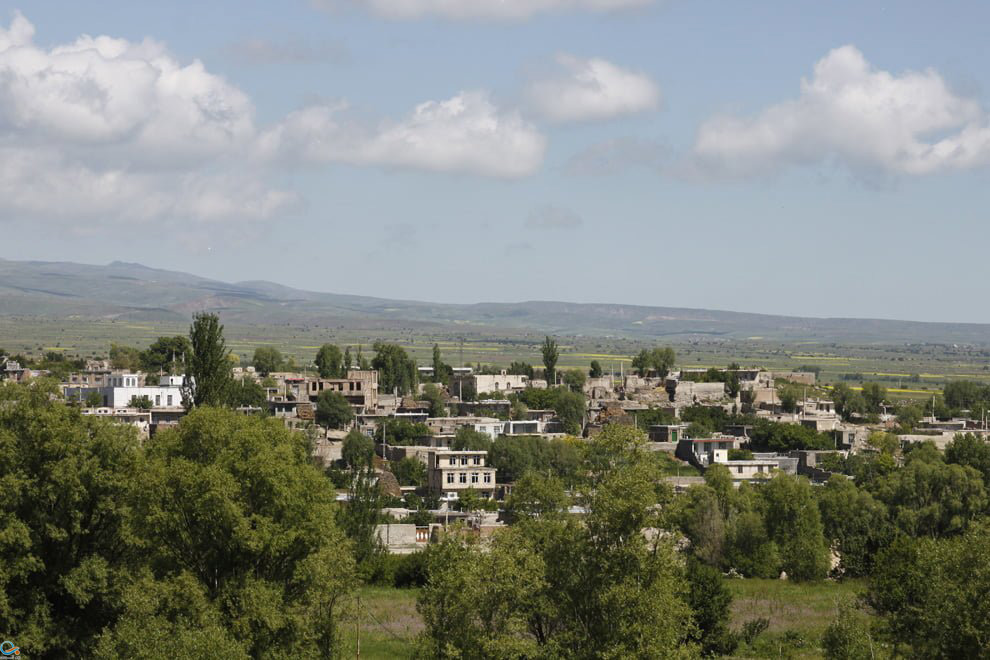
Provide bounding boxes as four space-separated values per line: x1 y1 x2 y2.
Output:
65 374 184 409
683 435 741 466
472 370 528 395
425 416 503 439
305 369 379 411
428 450 497 501
374 524 438 554
81 407 152 438
722 459 778 482
503 419 543 435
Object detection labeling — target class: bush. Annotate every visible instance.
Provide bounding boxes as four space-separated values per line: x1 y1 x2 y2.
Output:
741 618 769 646
394 551 429 588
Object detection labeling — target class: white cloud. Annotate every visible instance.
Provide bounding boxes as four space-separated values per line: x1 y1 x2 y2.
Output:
0 12 544 234
261 91 546 178
691 45 990 178
0 10 291 229
526 54 660 123
312 0 653 21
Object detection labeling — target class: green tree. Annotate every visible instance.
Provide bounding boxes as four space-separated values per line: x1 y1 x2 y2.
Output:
504 471 568 521
341 428 374 470
0 381 141 657
450 426 493 452
861 381 888 413
589 360 603 378
870 456 986 537
109 343 142 371
418 424 696 658
132 408 355 658
686 559 737 656
541 336 559 385
421 382 446 417
430 344 453 384
552 388 586 435
650 347 676 379
867 526 990 657
830 382 866 421
140 335 192 375
778 384 799 412
342 346 352 370
725 509 780 578
314 343 344 379
821 599 875 660
391 457 426 487
185 312 233 408
85 389 104 407
507 361 534 378
251 346 284 376
761 473 830 580
376 418 432 446
227 377 268 409
372 342 418 396
817 476 892 577
945 432 990 484
128 394 152 410
315 390 354 430
94 571 246 659
562 368 586 393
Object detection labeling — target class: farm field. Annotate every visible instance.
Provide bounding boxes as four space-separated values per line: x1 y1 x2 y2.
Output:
2 317 989 397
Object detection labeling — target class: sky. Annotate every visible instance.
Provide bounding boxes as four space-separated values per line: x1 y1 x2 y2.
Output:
2 0 990 322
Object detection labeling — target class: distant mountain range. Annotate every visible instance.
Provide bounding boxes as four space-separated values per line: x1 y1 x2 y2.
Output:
1 258 989 344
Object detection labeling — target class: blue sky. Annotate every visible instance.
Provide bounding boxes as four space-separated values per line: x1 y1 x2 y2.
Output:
3 1 990 322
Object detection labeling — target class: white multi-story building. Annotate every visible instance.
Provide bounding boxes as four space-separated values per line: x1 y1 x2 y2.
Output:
65 374 185 409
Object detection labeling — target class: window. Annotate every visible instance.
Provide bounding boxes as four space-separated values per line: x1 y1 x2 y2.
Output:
737 466 743 474
484 473 491 484
155 395 161 406
461 457 468 466
447 473 454 484
167 395 173 406
471 473 479 484
449 457 457 466
472 456 480 465
459 473 467 484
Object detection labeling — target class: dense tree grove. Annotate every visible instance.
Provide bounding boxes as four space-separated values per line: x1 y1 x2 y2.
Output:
631 346 676 378
0 383 355 659
417 425 697 659
314 343 344 379
372 341 418 396
315 390 354 429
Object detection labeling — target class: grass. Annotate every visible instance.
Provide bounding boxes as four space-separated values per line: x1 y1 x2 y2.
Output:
339 585 421 659
727 578 868 658
332 578 868 659
656 451 701 477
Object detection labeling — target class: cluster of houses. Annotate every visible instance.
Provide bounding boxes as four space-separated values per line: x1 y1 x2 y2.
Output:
6 352 984 553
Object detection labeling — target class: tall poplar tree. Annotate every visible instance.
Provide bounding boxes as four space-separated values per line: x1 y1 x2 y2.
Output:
184 312 233 408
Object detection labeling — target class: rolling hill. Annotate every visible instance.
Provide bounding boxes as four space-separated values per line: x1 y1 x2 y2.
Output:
1 258 988 344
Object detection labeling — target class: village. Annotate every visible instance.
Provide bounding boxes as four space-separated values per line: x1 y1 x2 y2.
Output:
4 332 980 558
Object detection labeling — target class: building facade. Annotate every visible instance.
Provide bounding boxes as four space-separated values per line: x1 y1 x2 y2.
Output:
428 450 497 501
